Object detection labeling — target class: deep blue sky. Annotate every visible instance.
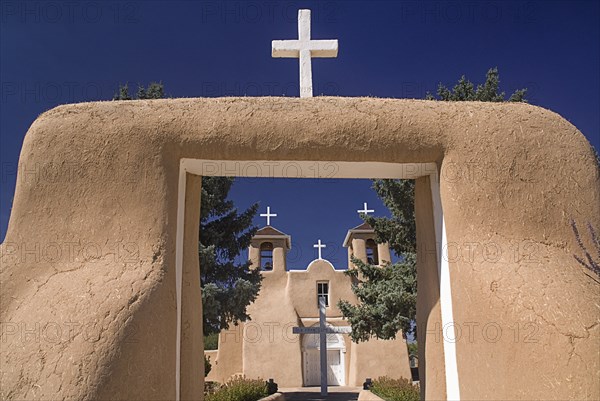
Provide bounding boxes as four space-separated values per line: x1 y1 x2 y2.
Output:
1 1 599 269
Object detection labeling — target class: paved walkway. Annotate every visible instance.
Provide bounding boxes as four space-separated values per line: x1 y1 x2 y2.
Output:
280 386 361 401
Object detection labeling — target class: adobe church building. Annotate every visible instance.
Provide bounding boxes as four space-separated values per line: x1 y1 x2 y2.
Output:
205 220 412 387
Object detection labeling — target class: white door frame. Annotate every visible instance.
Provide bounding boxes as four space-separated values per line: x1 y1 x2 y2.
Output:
301 325 346 386
175 159 460 401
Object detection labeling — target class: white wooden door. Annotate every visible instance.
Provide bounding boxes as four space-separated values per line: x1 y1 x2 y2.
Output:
304 350 320 386
303 349 345 386
327 350 344 386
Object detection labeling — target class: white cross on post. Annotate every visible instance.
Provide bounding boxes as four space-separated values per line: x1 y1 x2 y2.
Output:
260 206 277 226
313 239 326 260
292 298 352 396
357 202 375 215
272 9 339 98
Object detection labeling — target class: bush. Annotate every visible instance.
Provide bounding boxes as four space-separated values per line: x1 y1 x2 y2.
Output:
204 354 212 377
370 376 419 401
205 333 219 350
205 376 269 401
205 381 219 395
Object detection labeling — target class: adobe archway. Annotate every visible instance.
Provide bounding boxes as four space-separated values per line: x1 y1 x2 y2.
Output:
0 97 598 400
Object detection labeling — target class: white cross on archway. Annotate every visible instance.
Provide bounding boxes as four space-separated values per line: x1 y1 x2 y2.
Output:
260 206 277 226
272 9 339 98
313 239 326 259
357 202 375 215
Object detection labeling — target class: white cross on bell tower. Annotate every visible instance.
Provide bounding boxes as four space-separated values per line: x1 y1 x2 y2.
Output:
357 202 375 216
272 9 339 98
260 206 277 226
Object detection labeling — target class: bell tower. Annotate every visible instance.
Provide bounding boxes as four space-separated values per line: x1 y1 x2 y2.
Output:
249 206 291 272
343 203 391 268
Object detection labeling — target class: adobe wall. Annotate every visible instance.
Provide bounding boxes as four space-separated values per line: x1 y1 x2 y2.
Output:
348 337 412 386
204 350 219 381
1 97 598 400
243 268 303 386
204 325 244 384
287 260 354 318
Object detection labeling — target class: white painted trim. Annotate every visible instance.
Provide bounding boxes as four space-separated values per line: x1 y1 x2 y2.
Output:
305 258 336 271
174 159 459 401
175 161 187 401
430 170 461 400
289 268 345 274
180 159 437 180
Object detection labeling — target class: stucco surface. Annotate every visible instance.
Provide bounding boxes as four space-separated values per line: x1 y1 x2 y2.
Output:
1 97 599 400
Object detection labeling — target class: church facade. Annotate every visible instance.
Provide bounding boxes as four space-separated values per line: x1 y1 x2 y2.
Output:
205 219 412 387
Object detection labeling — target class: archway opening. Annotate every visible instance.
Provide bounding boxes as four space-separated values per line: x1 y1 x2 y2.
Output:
176 159 456 401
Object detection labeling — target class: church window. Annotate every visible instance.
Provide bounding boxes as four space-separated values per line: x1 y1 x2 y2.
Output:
260 242 274 271
366 239 379 265
317 281 329 307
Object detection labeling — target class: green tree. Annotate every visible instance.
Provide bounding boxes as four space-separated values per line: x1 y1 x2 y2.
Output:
113 82 164 100
113 83 132 100
200 176 261 335
338 179 417 342
204 333 219 350
339 69 527 342
407 342 418 356
112 83 262 336
339 254 416 342
426 67 527 102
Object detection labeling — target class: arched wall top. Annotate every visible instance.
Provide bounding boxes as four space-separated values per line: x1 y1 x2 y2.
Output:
304 258 337 272
9 97 597 248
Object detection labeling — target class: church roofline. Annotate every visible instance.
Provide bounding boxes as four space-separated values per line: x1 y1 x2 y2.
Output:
256 225 289 236
289 258 339 272
342 222 375 247
342 230 373 247
253 226 292 249
306 258 336 271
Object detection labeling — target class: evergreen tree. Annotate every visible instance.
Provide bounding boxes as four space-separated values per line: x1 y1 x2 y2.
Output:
113 82 164 100
112 83 261 336
338 180 417 341
136 82 164 99
339 254 416 342
113 83 132 100
339 69 527 342
200 176 260 335
425 67 527 102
